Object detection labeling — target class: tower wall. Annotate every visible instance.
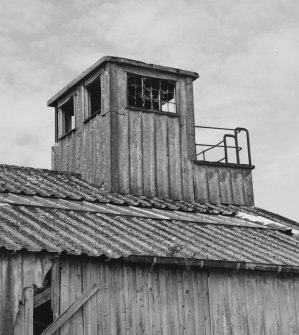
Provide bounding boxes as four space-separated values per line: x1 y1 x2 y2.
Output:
50 57 254 205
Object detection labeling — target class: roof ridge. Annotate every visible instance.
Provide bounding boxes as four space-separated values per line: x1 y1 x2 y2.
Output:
0 164 82 177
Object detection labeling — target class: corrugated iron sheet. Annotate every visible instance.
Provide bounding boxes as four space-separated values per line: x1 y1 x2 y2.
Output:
0 203 299 266
0 165 231 214
1 164 299 267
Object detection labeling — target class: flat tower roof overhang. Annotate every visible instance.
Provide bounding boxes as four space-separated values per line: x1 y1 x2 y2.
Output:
47 56 199 107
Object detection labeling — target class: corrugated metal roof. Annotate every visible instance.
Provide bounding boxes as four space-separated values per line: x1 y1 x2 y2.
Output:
1 164 299 268
0 193 279 229
0 165 231 214
0 203 299 266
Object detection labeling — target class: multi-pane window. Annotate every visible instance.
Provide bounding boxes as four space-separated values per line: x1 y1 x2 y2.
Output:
127 74 176 113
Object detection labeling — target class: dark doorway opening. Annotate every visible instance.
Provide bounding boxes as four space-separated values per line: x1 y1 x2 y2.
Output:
33 299 53 335
33 270 53 335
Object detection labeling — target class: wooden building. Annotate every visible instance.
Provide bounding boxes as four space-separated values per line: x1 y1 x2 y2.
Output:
1 57 299 335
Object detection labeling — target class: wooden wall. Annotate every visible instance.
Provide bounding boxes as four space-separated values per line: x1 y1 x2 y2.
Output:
52 62 254 205
1 252 299 334
193 164 254 205
0 251 53 335
52 257 299 335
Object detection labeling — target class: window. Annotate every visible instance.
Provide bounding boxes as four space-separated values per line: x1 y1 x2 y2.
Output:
85 75 101 119
127 74 176 113
56 96 75 140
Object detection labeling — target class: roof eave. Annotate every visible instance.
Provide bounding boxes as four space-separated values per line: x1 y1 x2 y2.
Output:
125 255 299 274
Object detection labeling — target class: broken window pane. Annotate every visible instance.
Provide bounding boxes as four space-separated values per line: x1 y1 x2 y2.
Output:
127 74 176 113
58 97 75 138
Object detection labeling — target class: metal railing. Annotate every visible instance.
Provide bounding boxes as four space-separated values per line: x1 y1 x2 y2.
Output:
195 126 252 165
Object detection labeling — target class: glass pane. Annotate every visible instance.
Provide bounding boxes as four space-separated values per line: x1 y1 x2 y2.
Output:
144 99 151 109
168 82 175 93
128 85 135 96
161 102 168 112
136 96 143 108
161 80 168 92
135 76 142 87
153 101 159 110
128 96 136 107
144 78 152 89
152 89 159 100
152 78 159 90
168 103 176 113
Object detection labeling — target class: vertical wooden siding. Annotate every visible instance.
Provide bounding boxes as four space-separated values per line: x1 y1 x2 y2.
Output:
54 258 299 335
0 252 53 335
52 64 254 206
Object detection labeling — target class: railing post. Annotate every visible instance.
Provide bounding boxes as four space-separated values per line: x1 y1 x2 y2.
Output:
235 127 252 166
223 134 238 164
234 129 240 164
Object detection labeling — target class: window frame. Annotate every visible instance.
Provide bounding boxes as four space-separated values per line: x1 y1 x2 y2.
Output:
84 72 102 122
56 93 76 141
126 73 178 114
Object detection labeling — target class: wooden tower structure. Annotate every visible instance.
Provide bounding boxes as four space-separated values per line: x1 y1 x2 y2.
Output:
49 56 254 206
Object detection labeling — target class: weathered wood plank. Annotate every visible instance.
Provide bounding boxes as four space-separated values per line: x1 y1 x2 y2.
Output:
193 164 210 203
34 287 51 309
41 283 100 335
115 263 126 335
129 111 143 195
201 271 211 335
109 63 120 193
83 260 92 335
192 271 205 335
227 272 249 335
153 265 163 335
218 167 234 204
244 272 265 335
170 268 180 334
207 166 221 203
168 117 183 200
118 108 130 193
260 272 281 335
102 263 111 335
115 69 130 194
176 269 186 335
179 78 195 201
243 170 254 206
184 77 197 160
156 114 169 198
231 168 246 205
182 269 195 335
50 261 60 335
142 112 156 197
24 286 34 335
89 261 98 335
277 274 298 335
146 266 155 335
60 259 70 335
292 276 299 334
136 266 146 334
96 261 104 335
208 271 231 335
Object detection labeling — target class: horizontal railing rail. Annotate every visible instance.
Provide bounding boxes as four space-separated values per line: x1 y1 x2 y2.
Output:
195 126 252 165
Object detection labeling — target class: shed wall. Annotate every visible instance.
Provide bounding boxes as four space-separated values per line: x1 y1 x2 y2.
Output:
0 252 53 335
53 257 299 335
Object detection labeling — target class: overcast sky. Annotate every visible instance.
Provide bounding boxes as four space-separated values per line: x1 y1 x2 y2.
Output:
1 0 298 220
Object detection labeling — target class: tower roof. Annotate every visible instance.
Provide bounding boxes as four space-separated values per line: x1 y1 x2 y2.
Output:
47 56 199 107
